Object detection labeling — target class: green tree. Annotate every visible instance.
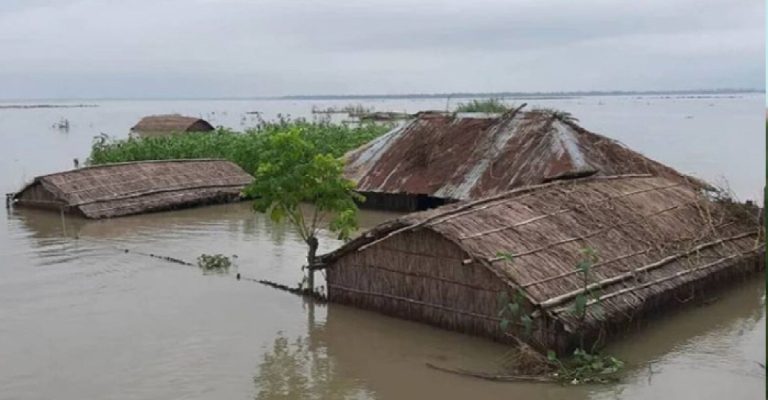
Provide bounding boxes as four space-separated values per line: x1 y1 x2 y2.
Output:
244 129 363 292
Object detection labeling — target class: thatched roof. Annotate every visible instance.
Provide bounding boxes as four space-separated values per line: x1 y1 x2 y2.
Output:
345 109 708 202
13 160 253 219
321 175 763 337
131 114 214 136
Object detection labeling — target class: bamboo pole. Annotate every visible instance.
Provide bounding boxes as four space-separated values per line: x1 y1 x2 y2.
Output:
553 246 763 313
425 362 556 383
487 201 694 263
520 247 652 288
539 231 758 309
70 183 247 207
460 183 684 240
355 175 655 253
428 174 656 229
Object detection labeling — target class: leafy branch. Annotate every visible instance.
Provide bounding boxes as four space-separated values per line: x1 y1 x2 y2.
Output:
244 129 363 293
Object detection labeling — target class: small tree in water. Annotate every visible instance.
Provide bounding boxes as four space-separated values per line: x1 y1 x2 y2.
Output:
244 129 362 292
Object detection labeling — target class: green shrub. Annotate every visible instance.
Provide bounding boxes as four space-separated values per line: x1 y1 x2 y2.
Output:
88 119 391 174
455 98 509 113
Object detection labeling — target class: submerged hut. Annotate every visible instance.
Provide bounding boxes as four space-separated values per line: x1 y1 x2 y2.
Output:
344 109 705 211
130 114 214 137
12 159 253 219
318 175 764 354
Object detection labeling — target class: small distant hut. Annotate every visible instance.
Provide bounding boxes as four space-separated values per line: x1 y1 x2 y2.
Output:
130 114 214 137
318 175 764 354
12 159 253 219
344 109 706 211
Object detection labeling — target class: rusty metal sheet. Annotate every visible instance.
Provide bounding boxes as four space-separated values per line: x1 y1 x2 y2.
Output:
344 110 699 201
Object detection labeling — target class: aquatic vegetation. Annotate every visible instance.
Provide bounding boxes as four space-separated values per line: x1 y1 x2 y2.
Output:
547 348 624 384
197 253 233 273
88 119 391 174
455 98 509 113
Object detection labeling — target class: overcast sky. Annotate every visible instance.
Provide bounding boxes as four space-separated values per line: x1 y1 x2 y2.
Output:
0 0 763 99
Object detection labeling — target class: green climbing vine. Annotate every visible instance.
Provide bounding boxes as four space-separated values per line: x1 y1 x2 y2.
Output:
571 247 602 337
494 247 625 384
496 251 534 337
497 288 533 337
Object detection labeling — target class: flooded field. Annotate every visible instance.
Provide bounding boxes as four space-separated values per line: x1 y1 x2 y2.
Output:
0 94 764 399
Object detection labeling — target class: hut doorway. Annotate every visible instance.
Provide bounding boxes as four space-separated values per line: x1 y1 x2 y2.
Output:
416 194 449 211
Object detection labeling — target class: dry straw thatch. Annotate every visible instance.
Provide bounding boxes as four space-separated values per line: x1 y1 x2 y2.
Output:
131 114 214 136
12 159 253 219
344 109 709 211
319 175 764 353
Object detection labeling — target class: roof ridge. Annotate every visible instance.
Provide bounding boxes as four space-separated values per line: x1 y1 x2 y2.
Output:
72 183 249 207
41 159 233 178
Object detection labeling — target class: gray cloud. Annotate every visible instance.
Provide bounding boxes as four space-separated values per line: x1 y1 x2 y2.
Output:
0 0 763 98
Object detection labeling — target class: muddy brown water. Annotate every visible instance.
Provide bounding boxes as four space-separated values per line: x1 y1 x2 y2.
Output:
0 96 764 399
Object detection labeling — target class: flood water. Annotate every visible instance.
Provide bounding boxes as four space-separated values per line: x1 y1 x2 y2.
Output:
0 94 764 399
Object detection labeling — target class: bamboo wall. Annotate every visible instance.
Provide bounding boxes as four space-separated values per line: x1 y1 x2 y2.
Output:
327 229 521 342
15 183 66 211
324 227 763 354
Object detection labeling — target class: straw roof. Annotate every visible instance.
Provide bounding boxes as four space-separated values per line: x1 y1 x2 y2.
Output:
131 114 214 136
13 160 253 219
321 175 763 339
344 109 707 202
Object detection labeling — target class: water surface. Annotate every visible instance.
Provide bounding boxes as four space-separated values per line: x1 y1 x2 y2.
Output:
0 95 764 399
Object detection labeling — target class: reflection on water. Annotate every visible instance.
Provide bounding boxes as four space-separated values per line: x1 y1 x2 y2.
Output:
7 204 399 285
253 303 373 400
9 202 398 243
254 334 367 400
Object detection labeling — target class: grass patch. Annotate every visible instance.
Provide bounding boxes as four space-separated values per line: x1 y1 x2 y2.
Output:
88 118 391 174
455 98 509 113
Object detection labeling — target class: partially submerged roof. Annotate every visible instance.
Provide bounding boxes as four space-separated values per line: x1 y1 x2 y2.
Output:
13 159 253 218
344 109 706 201
321 175 763 333
131 114 214 136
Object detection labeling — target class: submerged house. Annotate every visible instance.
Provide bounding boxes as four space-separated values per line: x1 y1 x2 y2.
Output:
130 114 214 137
12 159 253 219
344 109 705 211
319 175 764 353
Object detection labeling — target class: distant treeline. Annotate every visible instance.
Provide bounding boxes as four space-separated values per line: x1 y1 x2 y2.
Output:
0 104 98 109
275 88 760 101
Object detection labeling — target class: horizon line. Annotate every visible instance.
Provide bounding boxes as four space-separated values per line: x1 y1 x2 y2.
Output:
0 88 762 102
